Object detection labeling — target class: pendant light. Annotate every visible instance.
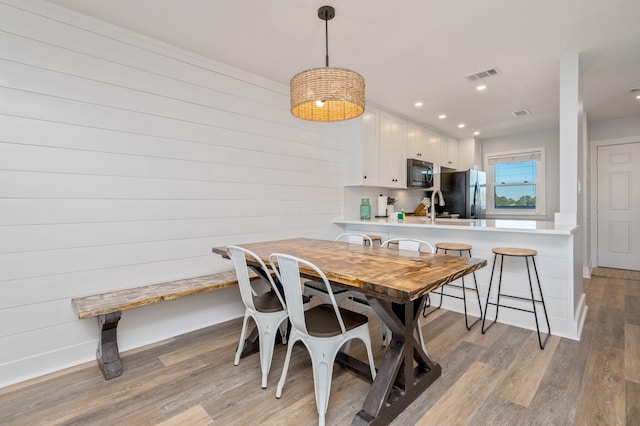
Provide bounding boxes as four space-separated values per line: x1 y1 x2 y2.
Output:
290 6 365 122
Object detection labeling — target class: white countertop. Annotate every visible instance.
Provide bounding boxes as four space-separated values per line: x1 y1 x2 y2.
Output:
336 217 579 235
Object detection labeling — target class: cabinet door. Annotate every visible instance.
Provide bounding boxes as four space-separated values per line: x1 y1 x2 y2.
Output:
343 109 380 186
425 129 441 165
379 113 408 188
407 126 427 160
390 119 407 188
443 137 459 169
361 110 379 185
378 113 395 187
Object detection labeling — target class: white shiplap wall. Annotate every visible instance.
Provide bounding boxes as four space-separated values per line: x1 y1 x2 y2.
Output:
0 0 344 387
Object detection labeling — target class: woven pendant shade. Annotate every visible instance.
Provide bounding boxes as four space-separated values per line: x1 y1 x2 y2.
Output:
290 67 365 122
290 6 365 123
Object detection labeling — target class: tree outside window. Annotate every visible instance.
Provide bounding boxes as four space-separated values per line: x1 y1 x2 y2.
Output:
494 161 536 209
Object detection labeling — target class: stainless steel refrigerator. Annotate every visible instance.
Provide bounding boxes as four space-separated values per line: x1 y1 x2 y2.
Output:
432 169 486 219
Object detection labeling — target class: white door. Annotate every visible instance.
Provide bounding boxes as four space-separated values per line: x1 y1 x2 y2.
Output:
597 142 640 270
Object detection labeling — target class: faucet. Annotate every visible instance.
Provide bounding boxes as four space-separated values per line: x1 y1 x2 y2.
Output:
430 189 445 224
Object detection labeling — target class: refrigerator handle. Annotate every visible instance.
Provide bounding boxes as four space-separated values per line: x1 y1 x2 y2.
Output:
471 182 478 217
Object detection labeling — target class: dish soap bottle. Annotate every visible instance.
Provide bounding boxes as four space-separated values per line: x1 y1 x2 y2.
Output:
360 198 371 220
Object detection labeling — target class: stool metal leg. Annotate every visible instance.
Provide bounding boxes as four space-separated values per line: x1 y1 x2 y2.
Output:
422 248 445 317
464 250 483 330
482 253 503 334
526 256 551 349
426 248 483 330
458 249 480 330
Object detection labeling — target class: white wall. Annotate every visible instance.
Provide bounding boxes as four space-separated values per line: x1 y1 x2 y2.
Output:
590 116 640 141
481 127 560 220
0 0 343 387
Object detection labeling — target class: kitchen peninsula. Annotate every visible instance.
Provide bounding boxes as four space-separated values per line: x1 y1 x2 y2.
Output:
336 217 586 340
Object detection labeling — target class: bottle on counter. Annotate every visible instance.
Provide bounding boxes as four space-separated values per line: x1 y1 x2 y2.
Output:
360 198 372 220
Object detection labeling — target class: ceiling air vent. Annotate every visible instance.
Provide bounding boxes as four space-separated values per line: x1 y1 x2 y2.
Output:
465 68 499 82
512 109 530 117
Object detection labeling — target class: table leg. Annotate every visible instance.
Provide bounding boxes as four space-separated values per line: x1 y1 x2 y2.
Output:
353 297 441 425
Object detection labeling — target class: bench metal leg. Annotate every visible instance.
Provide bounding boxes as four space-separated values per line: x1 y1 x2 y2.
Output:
97 311 122 379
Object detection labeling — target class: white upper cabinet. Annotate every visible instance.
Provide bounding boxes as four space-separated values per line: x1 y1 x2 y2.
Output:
424 129 442 165
343 108 380 186
442 137 459 169
344 106 460 187
379 113 407 188
407 125 456 170
457 137 482 171
407 125 428 160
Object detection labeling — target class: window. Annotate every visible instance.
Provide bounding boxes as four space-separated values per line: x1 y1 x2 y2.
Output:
485 149 545 216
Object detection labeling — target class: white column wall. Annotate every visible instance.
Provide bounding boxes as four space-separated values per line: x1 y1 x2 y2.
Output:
557 53 582 224
0 0 343 386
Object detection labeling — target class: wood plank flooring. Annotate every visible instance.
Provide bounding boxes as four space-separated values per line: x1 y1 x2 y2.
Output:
1 273 639 425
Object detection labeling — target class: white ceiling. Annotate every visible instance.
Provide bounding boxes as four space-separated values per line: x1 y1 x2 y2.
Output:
44 0 640 139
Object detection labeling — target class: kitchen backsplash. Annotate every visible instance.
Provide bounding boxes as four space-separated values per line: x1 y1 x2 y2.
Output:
343 186 426 219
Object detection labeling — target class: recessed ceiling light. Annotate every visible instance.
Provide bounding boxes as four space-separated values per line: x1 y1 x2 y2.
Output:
438 114 447 119
636 94 640 100
473 131 480 136
458 123 466 128
414 101 423 107
476 85 487 91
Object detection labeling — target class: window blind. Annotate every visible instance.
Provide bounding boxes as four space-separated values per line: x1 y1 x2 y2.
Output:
487 151 542 165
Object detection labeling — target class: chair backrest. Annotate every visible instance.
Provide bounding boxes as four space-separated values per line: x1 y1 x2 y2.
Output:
270 253 346 338
228 246 286 312
334 233 373 245
381 238 435 253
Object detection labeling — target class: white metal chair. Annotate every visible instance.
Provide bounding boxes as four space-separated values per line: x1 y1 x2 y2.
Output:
303 233 372 307
270 253 377 426
228 246 289 389
381 238 435 254
380 238 435 353
304 233 391 347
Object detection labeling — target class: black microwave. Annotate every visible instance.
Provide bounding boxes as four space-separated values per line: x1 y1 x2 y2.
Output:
407 159 434 188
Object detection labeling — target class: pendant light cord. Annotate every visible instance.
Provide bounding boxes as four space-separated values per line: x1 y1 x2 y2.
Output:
325 17 329 67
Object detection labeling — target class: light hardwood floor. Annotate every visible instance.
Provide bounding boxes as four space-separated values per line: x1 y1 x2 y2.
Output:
1 273 639 425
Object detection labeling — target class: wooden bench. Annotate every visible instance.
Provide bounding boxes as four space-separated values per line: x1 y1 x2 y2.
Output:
72 270 257 380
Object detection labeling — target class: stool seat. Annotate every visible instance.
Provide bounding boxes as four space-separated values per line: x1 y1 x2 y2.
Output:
492 247 537 257
436 242 472 251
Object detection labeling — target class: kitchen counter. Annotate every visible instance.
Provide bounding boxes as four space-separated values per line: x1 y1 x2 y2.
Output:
336 217 586 341
336 217 579 235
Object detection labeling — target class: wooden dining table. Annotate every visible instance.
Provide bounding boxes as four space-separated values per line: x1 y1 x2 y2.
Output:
212 237 486 425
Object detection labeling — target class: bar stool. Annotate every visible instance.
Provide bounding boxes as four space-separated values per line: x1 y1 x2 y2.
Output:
482 247 551 349
422 243 483 330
